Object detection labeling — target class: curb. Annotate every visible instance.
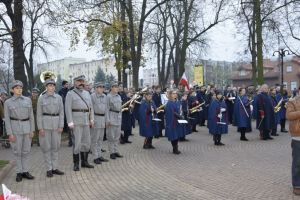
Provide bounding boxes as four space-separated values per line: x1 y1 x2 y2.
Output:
0 161 15 183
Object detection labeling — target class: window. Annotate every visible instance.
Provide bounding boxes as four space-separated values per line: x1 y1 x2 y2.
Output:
287 66 293 72
291 81 297 91
283 82 288 88
239 70 246 76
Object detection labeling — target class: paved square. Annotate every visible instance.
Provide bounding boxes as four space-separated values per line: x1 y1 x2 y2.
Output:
1 123 299 200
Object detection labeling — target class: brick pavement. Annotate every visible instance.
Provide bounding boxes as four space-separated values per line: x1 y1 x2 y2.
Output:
1 123 299 200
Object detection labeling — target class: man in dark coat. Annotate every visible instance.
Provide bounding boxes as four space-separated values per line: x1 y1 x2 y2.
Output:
196 86 207 126
256 84 275 140
152 86 164 137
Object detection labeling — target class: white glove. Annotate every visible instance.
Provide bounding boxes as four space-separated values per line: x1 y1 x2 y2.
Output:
217 114 222 119
220 108 226 112
250 105 253 112
68 122 74 129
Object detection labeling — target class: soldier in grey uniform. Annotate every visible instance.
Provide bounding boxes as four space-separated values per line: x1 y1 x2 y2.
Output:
4 80 35 182
65 75 94 171
106 82 123 159
37 79 65 177
91 82 109 164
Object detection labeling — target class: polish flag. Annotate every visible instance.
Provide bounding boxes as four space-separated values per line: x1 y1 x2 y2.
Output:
179 72 189 90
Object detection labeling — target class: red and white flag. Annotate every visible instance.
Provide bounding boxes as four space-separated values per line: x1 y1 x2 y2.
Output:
179 72 189 90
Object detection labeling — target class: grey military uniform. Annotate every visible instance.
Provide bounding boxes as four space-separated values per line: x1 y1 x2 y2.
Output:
91 92 107 160
37 93 64 171
106 92 122 154
65 88 94 154
4 95 35 173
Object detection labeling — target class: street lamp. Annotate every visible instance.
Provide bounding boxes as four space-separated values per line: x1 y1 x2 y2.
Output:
273 46 291 85
125 61 132 88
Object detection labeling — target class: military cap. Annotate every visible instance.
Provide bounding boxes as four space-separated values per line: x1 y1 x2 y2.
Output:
215 89 223 96
73 75 86 82
11 80 23 89
110 82 119 87
32 87 40 93
44 79 56 86
94 82 105 88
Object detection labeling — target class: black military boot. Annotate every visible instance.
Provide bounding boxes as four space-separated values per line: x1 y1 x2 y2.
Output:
172 140 181 154
217 135 225 146
240 131 248 141
16 173 22 182
81 152 94 168
143 138 150 149
148 137 155 149
213 135 218 145
73 154 80 171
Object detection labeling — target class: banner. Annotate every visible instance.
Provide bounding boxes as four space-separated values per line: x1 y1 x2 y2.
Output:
194 65 204 85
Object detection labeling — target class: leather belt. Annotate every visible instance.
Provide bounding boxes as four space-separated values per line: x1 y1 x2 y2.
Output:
72 109 89 113
94 113 105 116
43 113 59 116
10 117 29 121
109 109 120 113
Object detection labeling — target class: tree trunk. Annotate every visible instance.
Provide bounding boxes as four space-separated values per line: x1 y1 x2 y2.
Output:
251 7 257 86
13 0 28 92
255 0 264 85
121 1 128 87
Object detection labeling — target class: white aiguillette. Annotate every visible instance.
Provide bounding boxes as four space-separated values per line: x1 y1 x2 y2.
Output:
228 97 236 100
152 118 161 121
177 120 188 124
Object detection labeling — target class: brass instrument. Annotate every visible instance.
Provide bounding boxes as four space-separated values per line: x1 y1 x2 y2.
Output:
189 102 205 114
121 87 148 112
156 104 166 114
274 98 283 113
40 71 57 83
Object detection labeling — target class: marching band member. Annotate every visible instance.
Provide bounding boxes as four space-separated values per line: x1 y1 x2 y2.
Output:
256 84 275 140
153 85 164 138
224 86 235 125
120 91 133 144
37 79 65 177
65 75 95 171
270 87 280 136
139 90 158 149
196 86 207 126
233 88 252 141
90 82 109 164
208 90 228 145
165 89 185 154
188 89 199 132
277 87 289 133
4 80 35 182
179 91 191 141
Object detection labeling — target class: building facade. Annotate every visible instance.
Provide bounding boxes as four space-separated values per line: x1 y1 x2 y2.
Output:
37 57 86 80
69 56 118 84
231 57 300 92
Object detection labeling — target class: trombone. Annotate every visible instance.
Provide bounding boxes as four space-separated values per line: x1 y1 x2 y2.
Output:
189 102 205 114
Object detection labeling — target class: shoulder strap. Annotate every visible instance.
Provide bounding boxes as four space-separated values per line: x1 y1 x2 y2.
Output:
73 89 89 109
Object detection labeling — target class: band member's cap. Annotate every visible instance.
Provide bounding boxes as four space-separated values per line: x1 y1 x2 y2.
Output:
94 82 105 88
11 80 23 89
73 75 86 82
44 79 56 87
215 89 223 95
32 87 40 93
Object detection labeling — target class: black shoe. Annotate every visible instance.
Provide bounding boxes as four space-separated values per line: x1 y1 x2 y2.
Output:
271 133 279 136
101 149 106 152
52 169 64 175
149 145 155 149
281 129 288 133
125 140 132 144
16 173 22 182
218 142 225 146
154 135 159 138
143 144 150 149
94 158 102 165
173 148 181 155
120 139 125 144
98 157 109 162
22 172 34 180
192 129 198 132
114 152 123 158
46 170 53 178
267 137 274 140
240 137 248 141
110 153 116 159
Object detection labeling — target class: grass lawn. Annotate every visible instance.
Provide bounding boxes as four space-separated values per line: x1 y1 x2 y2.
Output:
0 160 9 170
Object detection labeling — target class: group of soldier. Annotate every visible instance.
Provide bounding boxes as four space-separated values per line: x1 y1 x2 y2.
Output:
2 73 293 183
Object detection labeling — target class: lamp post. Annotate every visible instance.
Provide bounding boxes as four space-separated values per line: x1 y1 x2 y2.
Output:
125 61 132 88
273 46 291 85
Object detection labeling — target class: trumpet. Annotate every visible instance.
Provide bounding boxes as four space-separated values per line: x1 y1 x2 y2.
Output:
121 87 148 112
274 98 283 113
189 102 205 114
40 71 57 83
156 104 166 113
